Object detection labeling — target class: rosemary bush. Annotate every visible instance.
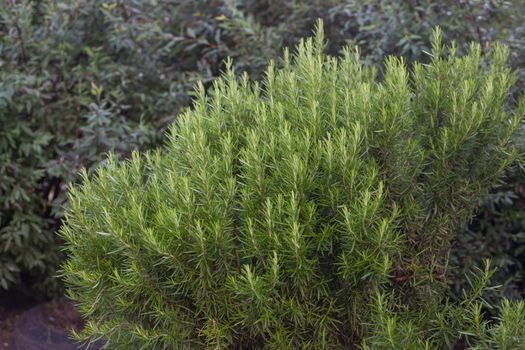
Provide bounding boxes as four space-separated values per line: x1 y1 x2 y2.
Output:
61 25 525 349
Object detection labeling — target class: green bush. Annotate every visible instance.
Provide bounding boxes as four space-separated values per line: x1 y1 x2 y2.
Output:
2 0 525 299
61 26 525 349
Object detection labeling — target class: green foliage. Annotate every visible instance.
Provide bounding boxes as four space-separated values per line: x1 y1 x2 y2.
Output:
61 25 525 348
451 149 525 302
325 5 525 299
2 0 525 300
363 262 525 349
0 0 290 295
0 1 158 296
451 3 525 303
324 1 518 62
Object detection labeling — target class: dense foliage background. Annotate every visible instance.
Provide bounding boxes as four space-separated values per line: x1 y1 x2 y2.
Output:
1 0 525 304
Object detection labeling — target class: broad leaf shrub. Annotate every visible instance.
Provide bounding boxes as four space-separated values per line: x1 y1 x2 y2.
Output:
61 26 525 349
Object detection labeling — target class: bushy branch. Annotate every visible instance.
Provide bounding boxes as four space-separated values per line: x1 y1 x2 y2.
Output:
61 22 525 349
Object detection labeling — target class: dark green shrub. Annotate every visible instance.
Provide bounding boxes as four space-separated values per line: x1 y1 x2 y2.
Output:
0 1 158 295
451 136 525 302
61 26 525 348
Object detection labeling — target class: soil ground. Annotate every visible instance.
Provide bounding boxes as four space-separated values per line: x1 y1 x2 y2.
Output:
0 292 82 350
0 292 35 350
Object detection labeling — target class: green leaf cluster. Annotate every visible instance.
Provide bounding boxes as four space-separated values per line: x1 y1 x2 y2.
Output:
61 24 525 348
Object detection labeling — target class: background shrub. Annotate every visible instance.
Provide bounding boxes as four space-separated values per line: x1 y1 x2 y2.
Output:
450 136 525 302
0 0 283 295
1 0 525 300
61 26 525 348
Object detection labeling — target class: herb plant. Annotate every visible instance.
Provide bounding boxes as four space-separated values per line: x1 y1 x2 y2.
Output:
61 24 525 349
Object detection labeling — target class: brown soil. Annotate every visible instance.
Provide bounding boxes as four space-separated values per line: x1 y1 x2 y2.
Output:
41 298 84 333
0 293 83 350
0 292 35 350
